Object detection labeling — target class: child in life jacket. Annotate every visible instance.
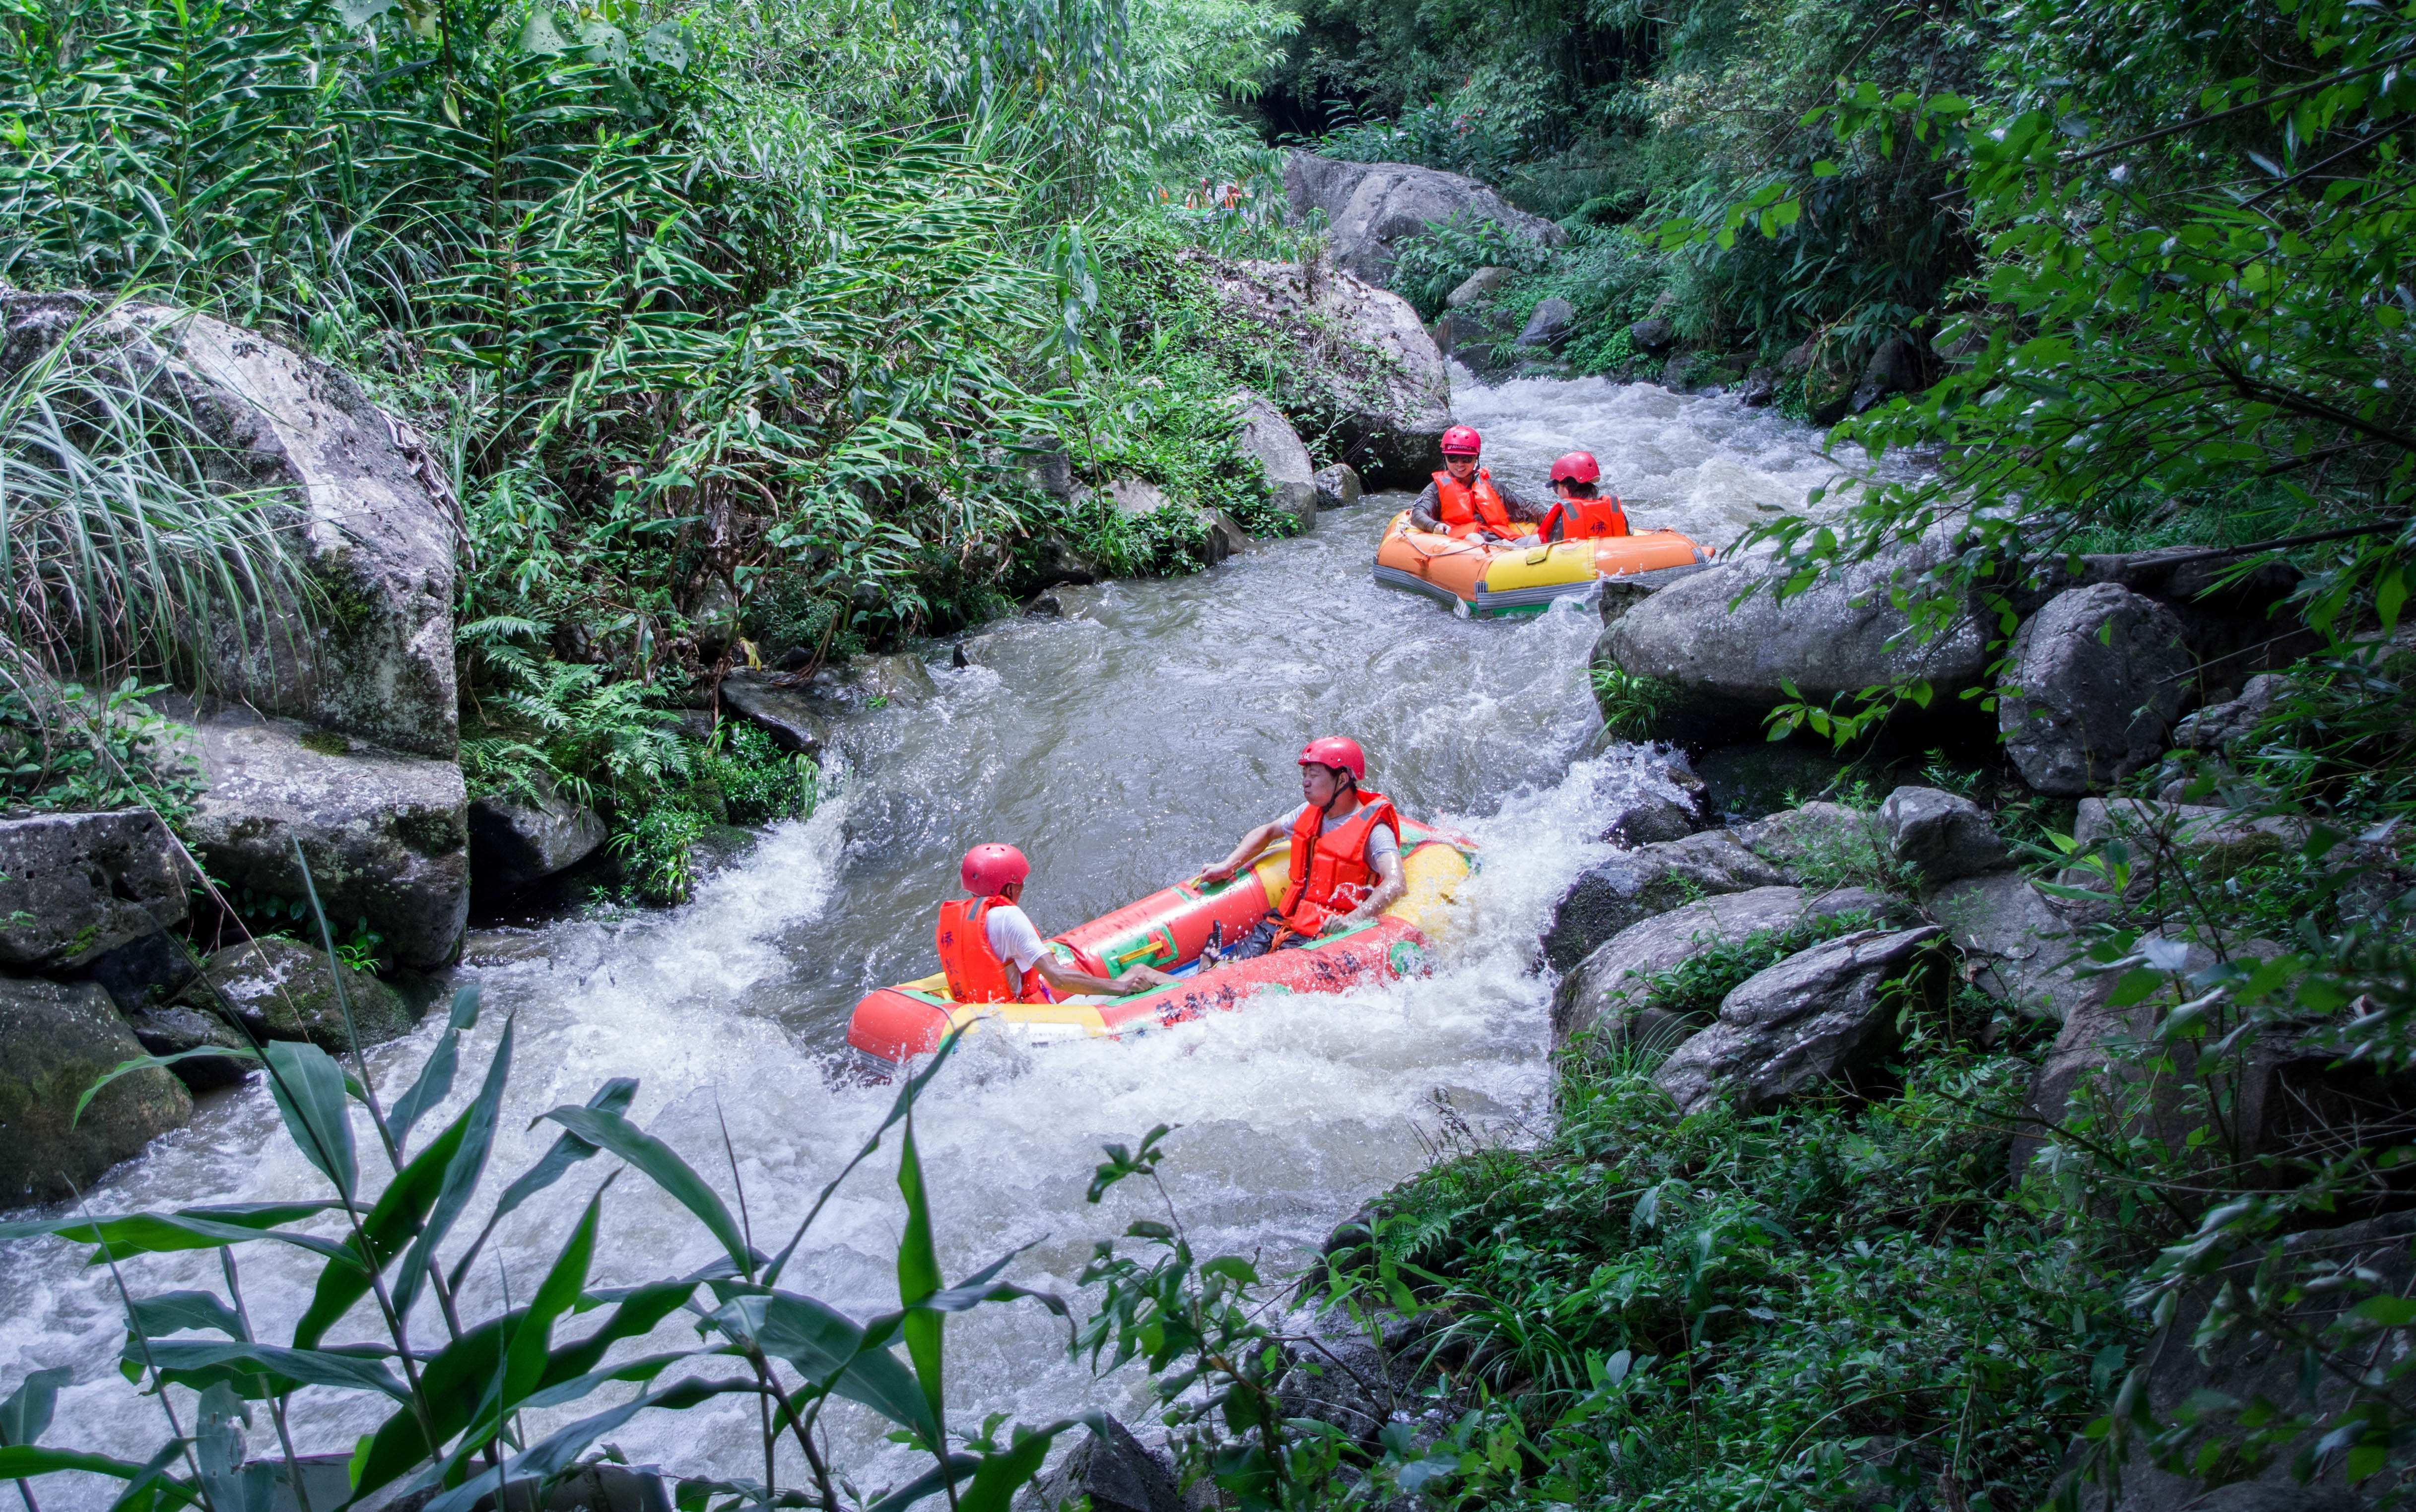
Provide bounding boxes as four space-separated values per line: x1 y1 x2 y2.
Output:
1195 737 1407 962
1409 426 1549 541
1535 451 1630 541
938 845 1175 1003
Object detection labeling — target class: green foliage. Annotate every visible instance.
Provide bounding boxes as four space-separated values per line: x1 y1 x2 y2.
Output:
607 803 707 905
1386 218 1553 322
1622 910 1879 1024
699 723 816 829
0 669 201 821
459 625 689 810
1590 664 1682 743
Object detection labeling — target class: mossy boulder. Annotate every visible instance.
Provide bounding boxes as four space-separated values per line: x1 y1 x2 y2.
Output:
179 937 414 1052
0 977 192 1205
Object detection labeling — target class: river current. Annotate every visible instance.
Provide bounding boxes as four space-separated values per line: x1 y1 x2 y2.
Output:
0 369 1875 1502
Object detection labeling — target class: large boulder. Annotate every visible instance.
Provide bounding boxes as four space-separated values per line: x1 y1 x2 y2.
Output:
123 1003 253 1092
2000 584 2194 794
1926 870 2093 1022
719 673 831 758
1281 153 1567 286
181 710 469 970
1653 926 1943 1116
1312 462 1362 510
0 294 461 759
179 936 414 1051
1019 1416 1179 1512
1200 255 1451 487
1540 830 1786 973
2006 545 2319 685
0 811 190 971
1733 800 1885 881
1876 786 2010 889
1600 540 1989 743
0 977 192 1205
1231 390 1319 532
468 785 605 894
1517 297 1577 351
1553 885 1903 1048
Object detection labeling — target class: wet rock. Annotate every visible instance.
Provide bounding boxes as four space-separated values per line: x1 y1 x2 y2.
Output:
2001 584 2195 794
1877 786 2010 888
1517 297 1577 351
1445 266 1513 309
0 294 462 758
0 810 190 971
1738 367 1778 407
1199 509 1254 563
180 936 415 1051
1019 436 1078 501
1629 318 1676 353
73 929 199 1014
1553 884 1904 1049
468 785 605 894
1275 1316 1437 1447
1199 254 1450 486
0 976 192 1205
1653 925 1942 1116
1848 333 1922 414
183 711 469 971
1313 462 1362 510
846 653 939 707
1601 537 1989 743
1594 563 1714 633
124 1003 252 1091
2074 797 2304 873
1732 800 1882 878
1541 830 1787 974
691 824 761 877
1019 1415 1179 1512
2004 546 2316 683
718 673 830 758
2174 673 2286 752
1431 303 1519 376
1605 792 1701 848
1926 870 2091 1022
1231 389 1320 532
1281 152 1565 285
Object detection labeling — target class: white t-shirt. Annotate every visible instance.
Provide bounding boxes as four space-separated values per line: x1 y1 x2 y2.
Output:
1274 803 1402 869
983 901 1049 974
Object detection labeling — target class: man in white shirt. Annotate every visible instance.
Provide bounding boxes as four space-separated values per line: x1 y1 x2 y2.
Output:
1197 737 1406 962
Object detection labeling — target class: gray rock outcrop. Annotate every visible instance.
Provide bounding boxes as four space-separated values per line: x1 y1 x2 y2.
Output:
719 673 830 758
1281 153 1566 285
124 1004 253 1091
1019 1416 1179 1512
0 977 192 1205
1445 266 1513 308
1199 255 1450 487
179 936 414 1051
1653 925 1942 1116
1732 801 1884 880
1231 390 1319 532
2000 583 2194 794
1553 885 1903 1048
0 294 462 759
182 710 469 970
468 785 605 893
1541 830 1786 973
1629 318 1676 353
1517 297 1577 351
1312 462 1362 510
1927 870 2092 1022
1601 540 1989 741
1876 786 2010 888
2173 673 2286 752
0 810 190 971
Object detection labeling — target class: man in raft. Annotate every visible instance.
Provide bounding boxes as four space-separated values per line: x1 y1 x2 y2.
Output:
940 844 1175 1003
1197 737 1407 962
1535 451 1631 541
1408 425 1549 541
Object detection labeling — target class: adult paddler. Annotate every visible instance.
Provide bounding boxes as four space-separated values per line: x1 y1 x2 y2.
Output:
1408 426 1548 541
938 844 1175 1003
1197 737 1407 963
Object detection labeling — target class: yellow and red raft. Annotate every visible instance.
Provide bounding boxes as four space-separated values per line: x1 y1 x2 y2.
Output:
1371 512 1710 618
845 819 1478 1062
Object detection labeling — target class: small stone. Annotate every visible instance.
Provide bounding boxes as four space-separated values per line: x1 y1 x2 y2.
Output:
1540 831 1786 973
1312 462 1362 510
1629 318 1676 353
1877 786 2010 887
1444 266 1513 309
719 673 831 757
1517 297 1577 350
469 785 605 894
124 1004 253 1091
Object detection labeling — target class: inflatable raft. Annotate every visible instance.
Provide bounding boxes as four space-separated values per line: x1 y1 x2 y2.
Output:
846 819 1477 1062
1371 511 1710 618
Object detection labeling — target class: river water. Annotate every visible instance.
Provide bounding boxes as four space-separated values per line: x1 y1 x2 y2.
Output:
0 370 1872 1502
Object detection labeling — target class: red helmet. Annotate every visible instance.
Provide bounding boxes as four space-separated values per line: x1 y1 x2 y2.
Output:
1298 736 1366 781
960 843 1029 897
1440 425 1482 457
1549 451 1602 486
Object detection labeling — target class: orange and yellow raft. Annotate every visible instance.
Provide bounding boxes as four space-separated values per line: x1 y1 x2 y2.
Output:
845 819 1478 1062
1371 512 1709 618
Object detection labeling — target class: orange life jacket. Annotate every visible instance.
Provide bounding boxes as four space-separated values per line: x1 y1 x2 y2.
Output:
1276 792 1401 937
936 896 1053 1004
1540 495 1629 542
1431 470 1519 539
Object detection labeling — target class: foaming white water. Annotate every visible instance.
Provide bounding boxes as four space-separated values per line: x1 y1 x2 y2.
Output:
1447 365 1913 553
0 364 1882 1504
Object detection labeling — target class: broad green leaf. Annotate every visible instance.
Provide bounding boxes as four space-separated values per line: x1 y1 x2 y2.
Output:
75 1049 261 1125
193 1384 248 1512
0 1205 358 1271
896 1111 946 1446
392 1018 515 1322
292 1109 473 1349
420 1377 750 1512
388 1025 460 1150
262 1043 356 1201
456 1077 638 1291
713 1290 936 1439
127 1292 247 1342
0 1366 70 1446
128 1341 407 1401
536 1104 750 1272
2350 1295 2416 1326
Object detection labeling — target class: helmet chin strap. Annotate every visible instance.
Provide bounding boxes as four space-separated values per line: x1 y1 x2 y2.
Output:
1319 773 1358 821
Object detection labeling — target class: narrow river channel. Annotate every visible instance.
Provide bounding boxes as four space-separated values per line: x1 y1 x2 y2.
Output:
0 370 1874 1504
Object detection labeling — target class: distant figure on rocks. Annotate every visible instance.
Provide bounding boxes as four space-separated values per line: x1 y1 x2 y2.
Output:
1537 451 1630 541
1198 737 1407 962
1409 425 1548 541
939 845 1174 1003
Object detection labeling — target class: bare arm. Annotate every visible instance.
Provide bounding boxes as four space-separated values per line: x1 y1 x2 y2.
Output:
1200 822 1285 885
1034 954 1173 997
1326 847 1406 932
